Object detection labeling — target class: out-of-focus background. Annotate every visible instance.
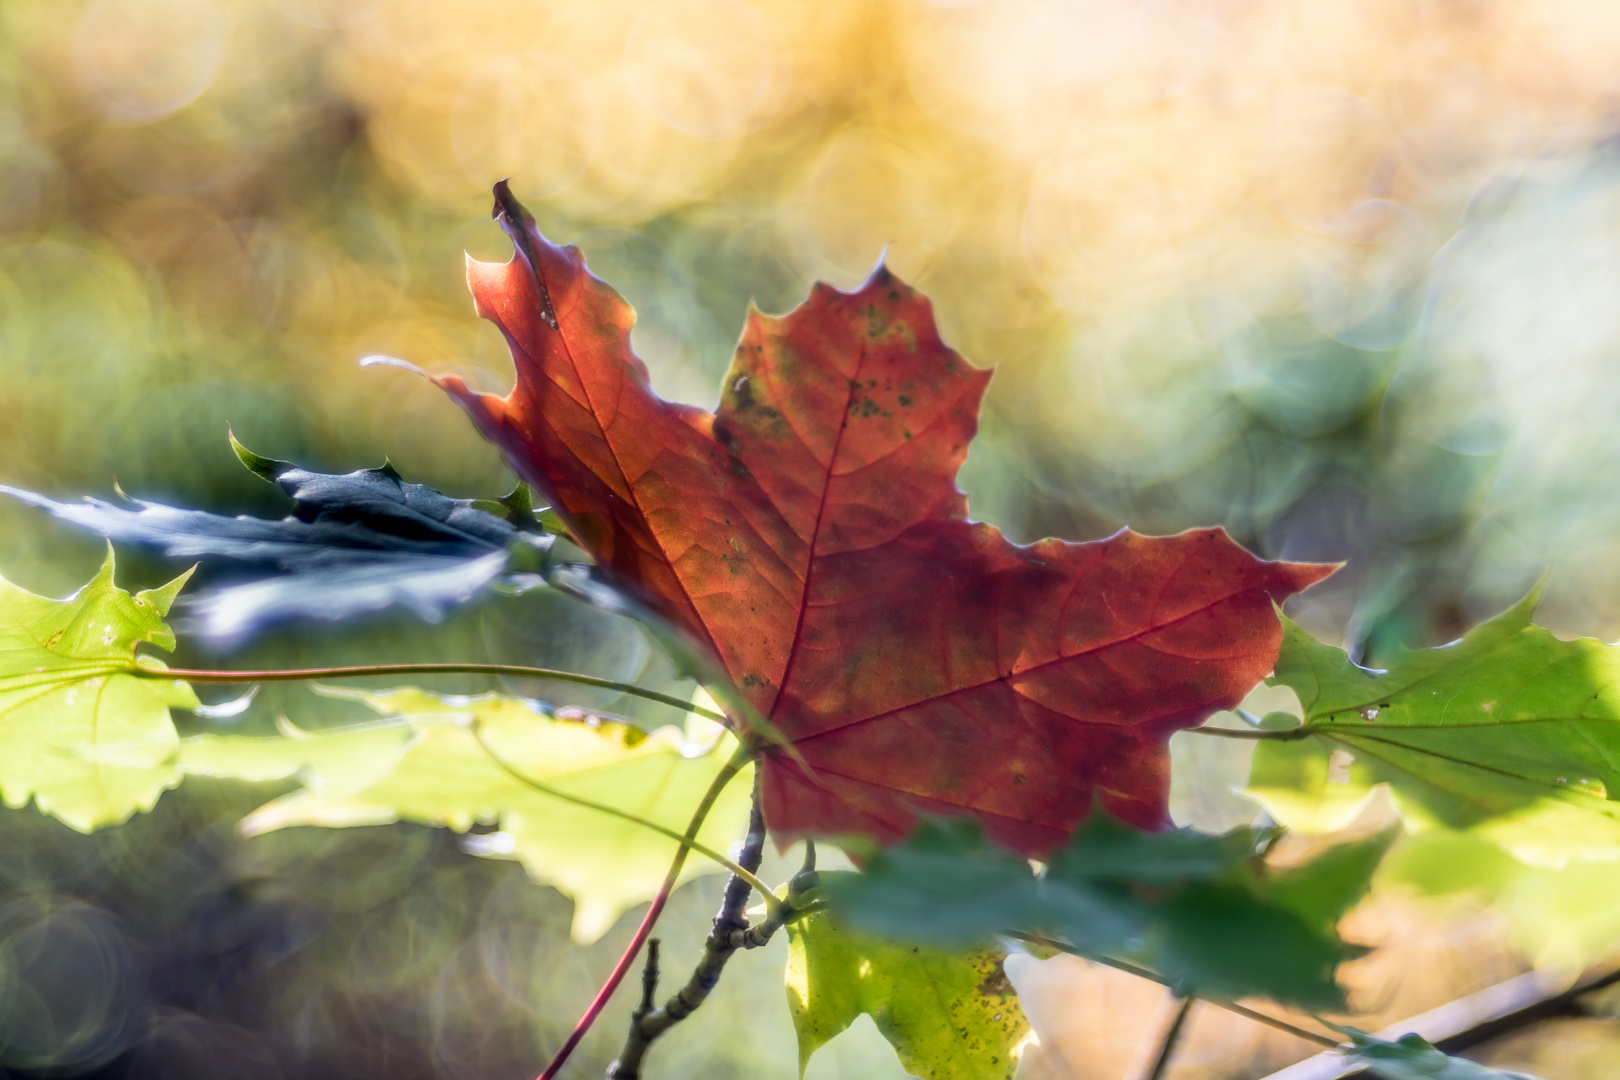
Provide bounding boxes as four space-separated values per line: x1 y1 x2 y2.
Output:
5 0 1620 1077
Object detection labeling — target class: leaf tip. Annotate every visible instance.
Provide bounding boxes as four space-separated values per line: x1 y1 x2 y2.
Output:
1520 569 1552 613
491 178 512 218
1285 559 1343 593
487 181 559 333
92 540 118 585
864 245 892 284
137 563 196 619
228 428 293 483
359 354 428 377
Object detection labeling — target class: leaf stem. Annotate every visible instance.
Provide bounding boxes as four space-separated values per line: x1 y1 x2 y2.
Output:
536 742 753 1080
1005 933 1340 1050
468 721 781 912
135 661 726 722
1184 724 1312 742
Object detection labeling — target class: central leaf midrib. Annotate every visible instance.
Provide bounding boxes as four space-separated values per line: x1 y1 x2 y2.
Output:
762 341 865 721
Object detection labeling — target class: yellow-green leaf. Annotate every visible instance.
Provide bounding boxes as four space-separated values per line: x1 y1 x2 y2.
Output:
0 550 196 830
785 899 1029 1080
188 687 752 942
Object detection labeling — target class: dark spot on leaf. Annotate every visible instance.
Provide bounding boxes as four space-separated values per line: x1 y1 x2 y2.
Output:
898 395 912 407
978 962 1014 997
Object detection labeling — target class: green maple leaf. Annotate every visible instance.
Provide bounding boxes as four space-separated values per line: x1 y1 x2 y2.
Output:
828 814 1391 1008
785 896 1030 1080
181 687 753 942
0 550 196 830
1250 590 1620 862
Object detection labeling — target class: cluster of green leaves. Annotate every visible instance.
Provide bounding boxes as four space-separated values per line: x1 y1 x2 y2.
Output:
828 815 1392 1009
1248 591 1620 974
24 471 1620 1080
0 551 751 945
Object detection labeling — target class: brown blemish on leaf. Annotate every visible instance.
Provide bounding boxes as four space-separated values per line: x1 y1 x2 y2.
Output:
977 962 1014 998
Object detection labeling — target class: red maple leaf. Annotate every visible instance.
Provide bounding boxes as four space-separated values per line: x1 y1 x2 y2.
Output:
432 183 1331 855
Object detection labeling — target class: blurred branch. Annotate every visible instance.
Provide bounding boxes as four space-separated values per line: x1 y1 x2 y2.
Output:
607 775 813 1080
1133 993 1194 1080
1259 960 1620 1080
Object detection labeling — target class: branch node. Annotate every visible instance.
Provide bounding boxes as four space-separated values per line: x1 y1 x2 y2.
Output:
608 768 771 1078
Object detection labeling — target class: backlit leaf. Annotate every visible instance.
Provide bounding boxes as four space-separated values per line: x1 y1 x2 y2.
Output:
0 550 196 830
419 181 1332 852
1251 592 1620 862
186 687 753 942
785 899 1029 1080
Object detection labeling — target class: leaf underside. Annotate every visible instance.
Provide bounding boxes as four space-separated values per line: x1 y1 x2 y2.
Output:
0 446 547 645
428 183 1333 853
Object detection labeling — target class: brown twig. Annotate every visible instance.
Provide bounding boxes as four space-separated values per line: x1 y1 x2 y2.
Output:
536 744 751 1080
607 770 787 1080
1134 993 1195 1080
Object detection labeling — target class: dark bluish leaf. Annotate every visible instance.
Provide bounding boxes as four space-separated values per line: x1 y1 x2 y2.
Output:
0 436 555 646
